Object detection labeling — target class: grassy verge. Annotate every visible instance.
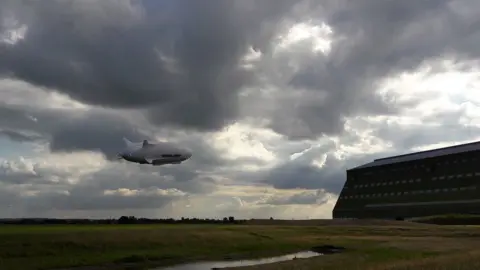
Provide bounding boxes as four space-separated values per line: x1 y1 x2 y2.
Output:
1 222 480 270
226 236 480 270
409 214 480 225
0 224 330 270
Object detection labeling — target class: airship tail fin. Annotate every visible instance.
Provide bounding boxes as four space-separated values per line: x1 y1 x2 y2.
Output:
122 137 135 147
142 140 150 147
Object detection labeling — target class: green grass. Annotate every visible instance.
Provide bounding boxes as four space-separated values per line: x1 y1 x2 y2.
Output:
0 224 322 270
1 222 480 270
409 214 480 225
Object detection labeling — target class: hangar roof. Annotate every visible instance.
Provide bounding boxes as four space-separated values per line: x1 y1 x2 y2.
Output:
349 140 480 171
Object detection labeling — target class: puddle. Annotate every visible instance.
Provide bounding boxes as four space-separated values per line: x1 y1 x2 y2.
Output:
152 251 321 270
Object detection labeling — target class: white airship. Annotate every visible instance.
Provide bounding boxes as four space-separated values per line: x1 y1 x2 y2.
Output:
117 137 192 166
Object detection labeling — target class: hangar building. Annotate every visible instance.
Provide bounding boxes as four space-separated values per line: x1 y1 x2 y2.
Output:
332 141 480 219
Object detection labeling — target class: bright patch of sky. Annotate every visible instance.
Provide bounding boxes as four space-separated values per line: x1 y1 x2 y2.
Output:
276 22 333 54
1 79 89 110
0 12 27 45
208 122 277 167
377 59 480 124
0 138 35 159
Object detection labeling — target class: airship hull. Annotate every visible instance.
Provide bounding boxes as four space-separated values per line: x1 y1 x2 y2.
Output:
118 138 192 166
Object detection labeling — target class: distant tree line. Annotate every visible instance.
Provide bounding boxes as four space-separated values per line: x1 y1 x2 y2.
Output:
0 216 249 225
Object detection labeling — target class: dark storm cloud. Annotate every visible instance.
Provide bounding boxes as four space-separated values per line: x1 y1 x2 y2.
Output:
0 0 302 132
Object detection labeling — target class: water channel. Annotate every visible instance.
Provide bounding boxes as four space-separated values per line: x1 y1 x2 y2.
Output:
152 250 322 270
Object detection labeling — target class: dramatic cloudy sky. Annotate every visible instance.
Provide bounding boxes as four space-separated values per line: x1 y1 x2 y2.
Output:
1 0 480 219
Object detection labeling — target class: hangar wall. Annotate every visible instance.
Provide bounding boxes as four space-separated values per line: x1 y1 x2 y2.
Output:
333 141 480 219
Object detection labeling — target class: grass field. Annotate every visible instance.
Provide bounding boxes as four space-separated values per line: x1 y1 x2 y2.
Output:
2 220 480 270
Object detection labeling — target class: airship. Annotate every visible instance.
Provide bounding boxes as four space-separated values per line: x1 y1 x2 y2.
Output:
117 137 192 166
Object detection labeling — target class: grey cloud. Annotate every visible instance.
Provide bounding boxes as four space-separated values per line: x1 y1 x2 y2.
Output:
388 127 480 152
82 164 218 195
0 104 151 160
0 159 208 212
3 188 182 212
422 107 470 126
48 110 150 160
0 150 218 196
0 107 228 215
253 0 480 139
49 188 182 211
153 130 231 170
263 160 343 193
261 140 342 192
373 119 480 152
0 158 80 186
0 105 40 132
0 97 231 172
2 0 480 142
262 189 329 205
0 186 17 207
1 0 480 218
0 99 238 189
0 0 302 133
0 129 42 142
261 137 399 194
0 159 43 185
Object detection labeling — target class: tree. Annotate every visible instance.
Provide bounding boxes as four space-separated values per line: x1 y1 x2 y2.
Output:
118 216 137 224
